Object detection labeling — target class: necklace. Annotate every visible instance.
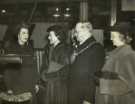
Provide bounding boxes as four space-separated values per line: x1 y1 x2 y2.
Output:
73 41 97 56
70 41 97 64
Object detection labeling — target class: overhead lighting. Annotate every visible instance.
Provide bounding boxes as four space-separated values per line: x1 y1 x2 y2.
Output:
66 8 70 11
64 8 71 17
56 8 59 12
52 7 71 18
64 13 71 17
53 7 60 18
1 9 6 13
53 13 60 18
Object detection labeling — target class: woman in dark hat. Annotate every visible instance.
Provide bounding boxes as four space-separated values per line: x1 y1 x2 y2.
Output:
97 22 135 104
38 25 71 104
1 23 38 104
41 25 70 76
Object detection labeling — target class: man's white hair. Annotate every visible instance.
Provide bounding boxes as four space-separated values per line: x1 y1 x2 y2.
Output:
76 22 93 32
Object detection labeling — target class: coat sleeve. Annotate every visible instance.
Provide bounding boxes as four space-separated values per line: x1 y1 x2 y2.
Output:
41 45 49 72
86 44 105 86
39 45 50 82
92 44 105 74
118 53 135 92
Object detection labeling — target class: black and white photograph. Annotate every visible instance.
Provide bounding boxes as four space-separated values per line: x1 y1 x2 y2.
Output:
0 0 135 104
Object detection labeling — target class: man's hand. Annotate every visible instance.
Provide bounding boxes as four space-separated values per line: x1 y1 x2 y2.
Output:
35 84 39 93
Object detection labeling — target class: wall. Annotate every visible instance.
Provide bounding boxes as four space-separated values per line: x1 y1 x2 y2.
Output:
93 29 104 45
0 24 8 41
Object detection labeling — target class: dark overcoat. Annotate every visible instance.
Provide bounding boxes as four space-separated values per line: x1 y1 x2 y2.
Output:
41 43 71 79
68 37 105 104
40 43 71 104
3 40 38 99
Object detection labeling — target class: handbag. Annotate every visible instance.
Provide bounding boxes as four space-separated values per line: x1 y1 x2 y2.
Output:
100 77 132 95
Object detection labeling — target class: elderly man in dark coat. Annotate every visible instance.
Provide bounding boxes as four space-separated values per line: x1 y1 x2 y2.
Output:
68 22 105 104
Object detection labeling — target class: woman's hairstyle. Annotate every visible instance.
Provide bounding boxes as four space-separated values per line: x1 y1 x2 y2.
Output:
3 22 35 47
15 23 30 37
47 25 67 43
10 22 35 37
119 33 132 44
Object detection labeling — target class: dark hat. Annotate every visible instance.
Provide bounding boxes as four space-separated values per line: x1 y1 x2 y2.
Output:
110 22 132 34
